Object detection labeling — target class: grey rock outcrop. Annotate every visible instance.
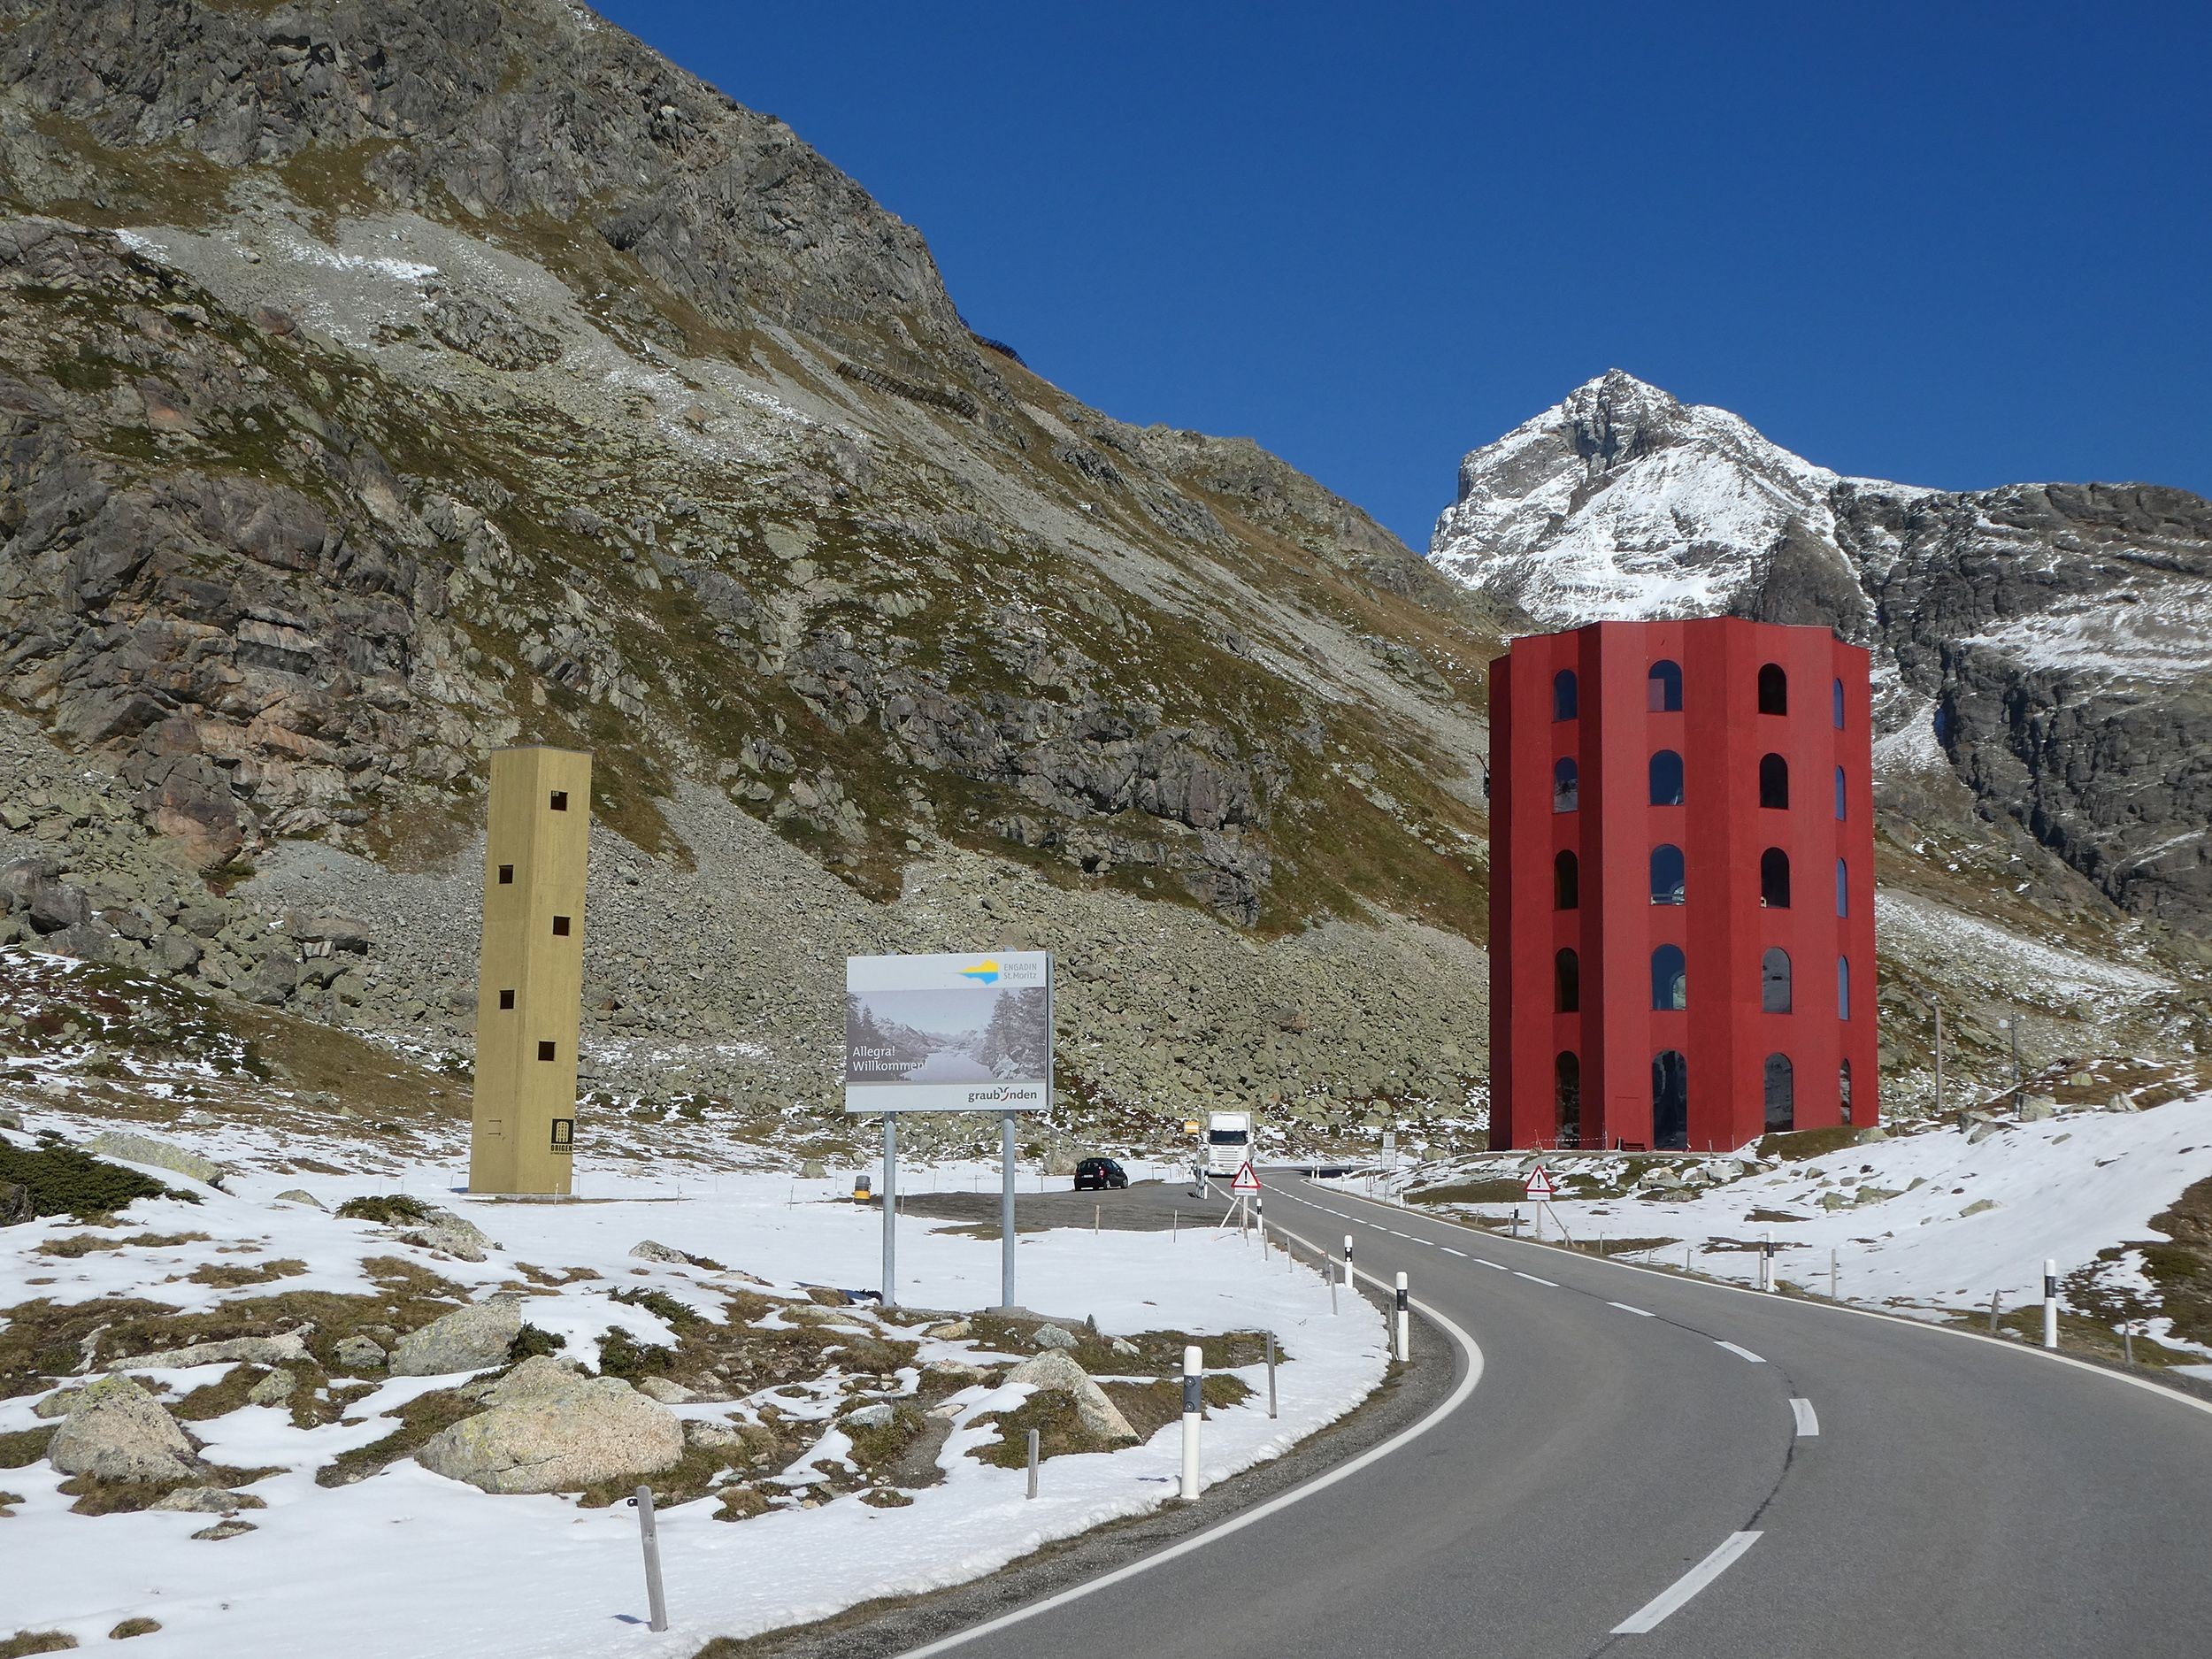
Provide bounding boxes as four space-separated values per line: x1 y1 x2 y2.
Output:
106 1331 311 1371
388 1296 524 1377
48 1374 198 1483
413 1356 685 1494
1003 1349 1137 1443
330 1335 388 1373
396 1209 490 1262
83 1132 222 1188
150 1484 265 1514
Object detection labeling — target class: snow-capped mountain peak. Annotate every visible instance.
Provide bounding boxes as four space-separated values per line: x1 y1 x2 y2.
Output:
1430 369 1860 627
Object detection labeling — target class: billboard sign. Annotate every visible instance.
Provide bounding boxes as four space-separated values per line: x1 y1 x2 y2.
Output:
844 951 1052 1113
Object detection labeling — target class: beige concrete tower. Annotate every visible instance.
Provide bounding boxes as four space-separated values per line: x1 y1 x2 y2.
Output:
469 746 592 1195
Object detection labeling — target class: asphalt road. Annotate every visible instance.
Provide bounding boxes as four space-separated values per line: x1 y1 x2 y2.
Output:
907 1172 2212 1659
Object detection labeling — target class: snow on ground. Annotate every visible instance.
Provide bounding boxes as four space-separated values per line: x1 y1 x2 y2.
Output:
1365 1090 2212 1336
0 1146 1383 1656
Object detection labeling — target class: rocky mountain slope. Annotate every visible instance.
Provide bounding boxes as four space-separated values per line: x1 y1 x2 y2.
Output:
0 0 1511 1145
1432 371 2212 941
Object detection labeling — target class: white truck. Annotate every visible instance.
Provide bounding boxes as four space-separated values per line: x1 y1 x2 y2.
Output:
1204 1110 1256 1178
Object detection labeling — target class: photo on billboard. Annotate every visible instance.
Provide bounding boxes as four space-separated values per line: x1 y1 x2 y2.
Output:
844 952 1052 1113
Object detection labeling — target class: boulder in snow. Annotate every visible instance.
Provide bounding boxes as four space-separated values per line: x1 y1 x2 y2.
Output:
414 1356 685 1494
150 1485 265 1514
48 1374 198 1483
388 1296 524 1376
273 1188 325 1209
106 1330 311 1371
1003 1349 1137 1443
84 1130 223 1188
1030 1323 1079 1351
331 1334 387 1373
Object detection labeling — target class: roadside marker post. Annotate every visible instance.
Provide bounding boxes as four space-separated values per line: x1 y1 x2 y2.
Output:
1266 1331 1279 1419
1988 1290 2002 1333
1394 1271 1410 1363
1343 1233 1355 1289
1026 1427 1041 1499
631 1486 669 1632
1179 1346 1204 1501
2044 1259 2060 1349
1760 1232 1775 1294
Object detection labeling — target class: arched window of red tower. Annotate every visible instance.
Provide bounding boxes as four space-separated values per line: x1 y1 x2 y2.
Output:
1838 956 1852 1019
1555 948 1580 1012
1759 753 1789 809
1835 857 1848 917
1760 848 1792 909
1649 749 1685 806
1555 1052 1581 1145
1650 844 1686 905
1553 669 1578 721
1761 947 1793 1012
1553 757 1578 811
1832 677 1846 729
1839 1058 1855 1125
1834 765 1847 819
1650 944 1687 1010
1647 659 1682 712
1758 663 1788 714
1763 1053 1795 1133
1554 849 1578 910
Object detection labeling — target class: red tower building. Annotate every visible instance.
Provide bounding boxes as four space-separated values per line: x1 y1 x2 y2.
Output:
1489 618 1878 1152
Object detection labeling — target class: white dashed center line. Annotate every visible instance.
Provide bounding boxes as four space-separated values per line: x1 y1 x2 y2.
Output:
1716 1341 1767 1363
1608 1301 1655 1317
1791 1397 1820 1436
1611 1532 1763 1634
1514 1271 1558 1286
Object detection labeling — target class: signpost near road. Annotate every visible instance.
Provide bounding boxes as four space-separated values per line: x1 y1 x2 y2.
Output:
1227 1160 1261 1233
845 950 1051 1310
1524 1165 1559 1240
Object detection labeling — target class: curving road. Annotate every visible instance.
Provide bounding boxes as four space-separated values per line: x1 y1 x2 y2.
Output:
908 1171 2212 1659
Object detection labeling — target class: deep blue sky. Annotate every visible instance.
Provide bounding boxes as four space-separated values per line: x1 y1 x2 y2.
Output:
596 2 2211 549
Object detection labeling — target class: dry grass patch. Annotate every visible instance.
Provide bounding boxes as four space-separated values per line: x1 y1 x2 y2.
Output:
33 1231 211 1259
186 1258 308 1288
0 1427 53 1469
314 1386 479 1488
0 1296 174 1399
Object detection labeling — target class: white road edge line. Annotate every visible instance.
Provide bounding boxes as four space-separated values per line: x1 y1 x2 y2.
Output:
1608 1301 1655 1317
1716 1340 1766 1363
896 1216 1486 1658
1611 1531 1763 1634
1791 1397 1819 1437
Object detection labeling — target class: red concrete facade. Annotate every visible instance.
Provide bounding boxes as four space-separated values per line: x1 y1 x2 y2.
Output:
1489 618 1878 1152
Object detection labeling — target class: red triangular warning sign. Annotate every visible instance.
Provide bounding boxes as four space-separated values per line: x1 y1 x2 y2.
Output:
1231 1161 1261 1193
1524 1165 1556 1202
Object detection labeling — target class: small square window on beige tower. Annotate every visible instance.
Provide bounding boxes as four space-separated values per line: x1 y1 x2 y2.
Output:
469 746 592 1196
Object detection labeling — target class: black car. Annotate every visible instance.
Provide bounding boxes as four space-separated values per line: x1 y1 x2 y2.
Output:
1073 1156 1129 1191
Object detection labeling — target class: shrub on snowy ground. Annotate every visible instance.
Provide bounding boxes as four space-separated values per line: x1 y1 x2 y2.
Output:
0 1136 187 1218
